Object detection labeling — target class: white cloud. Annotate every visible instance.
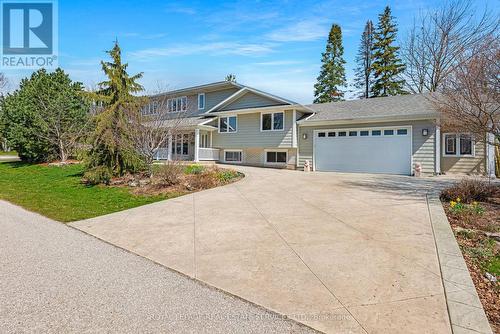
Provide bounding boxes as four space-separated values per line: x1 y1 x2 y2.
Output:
129 42 275 60
266 20 329 42
253 60 302 66
165 4 196 15
120 32 167 40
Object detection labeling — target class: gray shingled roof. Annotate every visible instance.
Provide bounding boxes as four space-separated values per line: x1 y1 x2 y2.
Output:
144 116 215 129
304 94 438 122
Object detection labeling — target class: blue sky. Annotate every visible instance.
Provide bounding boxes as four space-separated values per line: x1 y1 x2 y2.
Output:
5 0 498 103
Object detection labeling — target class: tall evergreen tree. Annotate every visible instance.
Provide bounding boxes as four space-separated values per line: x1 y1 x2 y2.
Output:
84 41 145 181
353 20 374 99
314 24 346 103
371 6 406 97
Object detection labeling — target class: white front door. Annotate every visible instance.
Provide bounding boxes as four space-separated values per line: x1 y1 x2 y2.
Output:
314 127 412 175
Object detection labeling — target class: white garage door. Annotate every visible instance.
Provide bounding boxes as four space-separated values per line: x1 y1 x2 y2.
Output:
314 127 412 175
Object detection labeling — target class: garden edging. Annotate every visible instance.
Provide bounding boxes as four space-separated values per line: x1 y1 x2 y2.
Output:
427 195 493 334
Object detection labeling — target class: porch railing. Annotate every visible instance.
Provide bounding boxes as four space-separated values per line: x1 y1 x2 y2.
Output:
198 148 220 161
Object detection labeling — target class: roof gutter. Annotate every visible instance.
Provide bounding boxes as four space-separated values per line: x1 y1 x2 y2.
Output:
297 113 439 126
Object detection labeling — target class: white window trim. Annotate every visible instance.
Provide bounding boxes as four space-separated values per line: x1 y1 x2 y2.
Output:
264 149 288 164
260 111 285 132
198 93 205 110
218 116 238 134
223 149 243 163
442 133 475 157
167 96 188 113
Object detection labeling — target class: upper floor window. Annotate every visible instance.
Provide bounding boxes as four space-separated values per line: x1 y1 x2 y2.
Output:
219 116 237 133
142 101 158 115
261 111 284 131
443 133 474 157
167 96 187 112
198 93 205 110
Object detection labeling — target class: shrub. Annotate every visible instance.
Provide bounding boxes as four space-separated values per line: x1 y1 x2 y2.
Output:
441 178 499 203
83 166 112 185
155 162 184 186
216 168 240 183
189 170 219 190
185 164 205 175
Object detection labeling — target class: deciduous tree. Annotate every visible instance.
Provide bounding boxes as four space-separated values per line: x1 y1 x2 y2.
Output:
1 69 89 162
402 0 498 93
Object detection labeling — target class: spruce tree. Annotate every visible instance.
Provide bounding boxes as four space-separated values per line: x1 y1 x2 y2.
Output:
314 24 346 103
371 6 406 97
84 41 145 181
353 20 374 99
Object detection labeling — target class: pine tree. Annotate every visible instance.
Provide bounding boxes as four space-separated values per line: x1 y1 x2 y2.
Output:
225 74 236 82
314 24 346 103
353 20 374 99
95 40 144 105
371 6 406 97
84 41 145 181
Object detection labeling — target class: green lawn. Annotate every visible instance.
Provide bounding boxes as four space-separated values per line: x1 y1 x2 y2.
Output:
0 150 18 156
0 162 177 222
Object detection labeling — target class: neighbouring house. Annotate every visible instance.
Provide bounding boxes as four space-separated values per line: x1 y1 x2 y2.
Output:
146 81 496 177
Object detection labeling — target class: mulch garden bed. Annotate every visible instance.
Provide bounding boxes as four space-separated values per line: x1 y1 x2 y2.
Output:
443 198 500 333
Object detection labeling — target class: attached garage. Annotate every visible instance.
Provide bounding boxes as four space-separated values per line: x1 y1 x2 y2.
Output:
313 126 412 175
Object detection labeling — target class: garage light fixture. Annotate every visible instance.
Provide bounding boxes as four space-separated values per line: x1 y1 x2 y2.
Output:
302 133 308 140
422 129 429 136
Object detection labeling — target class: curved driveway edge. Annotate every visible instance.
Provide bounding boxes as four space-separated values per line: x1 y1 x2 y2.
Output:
427 196 493 334
71 166 459 333
0 200 318 334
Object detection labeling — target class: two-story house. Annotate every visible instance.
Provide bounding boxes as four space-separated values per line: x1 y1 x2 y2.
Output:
146 81 496 176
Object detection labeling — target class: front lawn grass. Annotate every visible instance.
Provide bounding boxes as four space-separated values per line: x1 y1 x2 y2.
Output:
0 150 18 156
0 161 177 222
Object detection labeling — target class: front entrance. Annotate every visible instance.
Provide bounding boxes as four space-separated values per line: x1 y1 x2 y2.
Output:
172 133 191 160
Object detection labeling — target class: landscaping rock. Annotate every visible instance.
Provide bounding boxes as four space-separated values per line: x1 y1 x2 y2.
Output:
484 232 500 242
485 272 497 283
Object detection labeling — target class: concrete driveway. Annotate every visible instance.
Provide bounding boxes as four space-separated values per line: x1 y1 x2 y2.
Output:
71 166 453 333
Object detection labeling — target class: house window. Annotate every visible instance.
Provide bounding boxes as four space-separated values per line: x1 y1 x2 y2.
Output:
198 93 205 110
338 131 347 137
318 132 326 137
460 135 472 155
360 130 369 136
384 129 394 136
219 116 237 133
266 151 287 164
445 134 456 155
372 130 381 136
261 112 284 131
349 131 357 136
225 150 242 162
397 129 408 135
167 96 187 112
444 133 474 157
200 133 209 148
328 132 336 137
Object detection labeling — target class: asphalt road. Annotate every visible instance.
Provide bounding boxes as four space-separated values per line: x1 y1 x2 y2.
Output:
0 200 316 333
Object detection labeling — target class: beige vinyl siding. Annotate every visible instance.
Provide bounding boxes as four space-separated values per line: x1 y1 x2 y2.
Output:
298 120 437 174
154 87 239 117
219 147 297 169
212 110 294 148
441 140 486 174
205 88 240 111
220 91 285 111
